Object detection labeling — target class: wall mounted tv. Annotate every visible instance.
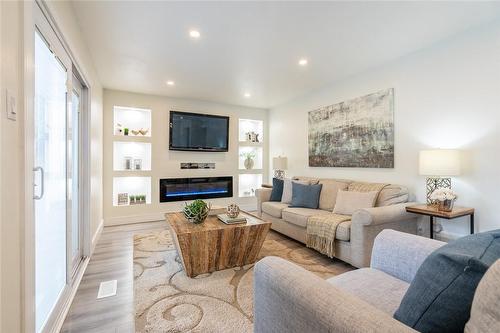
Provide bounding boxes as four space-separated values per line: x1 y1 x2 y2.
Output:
169 111 229 152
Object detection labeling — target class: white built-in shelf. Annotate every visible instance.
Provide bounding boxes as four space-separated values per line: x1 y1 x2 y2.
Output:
239 174 263 198
113 141 152 171
113 176 151 206
113 106 152 137
238 119 263 143
113 135 151 142
239 146 263 170
238 141 263 147
238 169 263 174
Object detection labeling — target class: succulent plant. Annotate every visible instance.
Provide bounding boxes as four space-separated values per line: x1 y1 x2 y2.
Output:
183 199 210 224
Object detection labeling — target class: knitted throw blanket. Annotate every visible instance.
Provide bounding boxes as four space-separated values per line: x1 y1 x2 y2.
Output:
306 182 389 258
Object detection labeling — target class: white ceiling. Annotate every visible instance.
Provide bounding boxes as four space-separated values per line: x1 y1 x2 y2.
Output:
71 1 500 109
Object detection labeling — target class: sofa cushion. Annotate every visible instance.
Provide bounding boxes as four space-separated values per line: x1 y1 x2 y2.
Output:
281 179 309 204
333 190 378 215
328 268 410 315
318 179 349 211
465 259 500 333
290 182 322 209
281 208 330 228
262 201 289 218
376 185 409 207
269 178 284 202
394 230 500 333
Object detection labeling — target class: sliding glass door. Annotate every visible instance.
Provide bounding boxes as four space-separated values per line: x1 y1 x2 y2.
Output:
33 7 84 332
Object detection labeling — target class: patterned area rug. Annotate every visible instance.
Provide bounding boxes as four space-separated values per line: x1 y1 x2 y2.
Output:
134 229 353 332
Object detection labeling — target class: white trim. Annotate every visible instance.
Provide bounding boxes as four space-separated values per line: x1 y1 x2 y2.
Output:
49 257 90 333
23 2 36 332
91 219 104 255
104 203 257 226
23 2 95 332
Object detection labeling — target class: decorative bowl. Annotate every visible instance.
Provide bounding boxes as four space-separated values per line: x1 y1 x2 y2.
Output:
183 200 211 224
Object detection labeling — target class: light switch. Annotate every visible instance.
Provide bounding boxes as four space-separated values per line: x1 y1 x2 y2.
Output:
6 89 16 121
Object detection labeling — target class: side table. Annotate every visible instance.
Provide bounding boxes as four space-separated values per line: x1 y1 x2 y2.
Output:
405 204 475 239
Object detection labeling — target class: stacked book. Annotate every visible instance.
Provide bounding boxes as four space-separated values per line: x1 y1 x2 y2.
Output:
217 214 247 225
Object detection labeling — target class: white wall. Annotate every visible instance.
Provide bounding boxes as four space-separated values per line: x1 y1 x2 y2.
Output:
0 1 103 331
269 19 500 237
103 89 268 225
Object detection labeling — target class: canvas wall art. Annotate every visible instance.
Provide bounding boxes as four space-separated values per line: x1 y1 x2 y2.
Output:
308 88 394 168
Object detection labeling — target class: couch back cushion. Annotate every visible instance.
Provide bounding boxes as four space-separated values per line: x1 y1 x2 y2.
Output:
332 190 378 215
292 177 408 207
317 179 350 211
394 230 500 333
290 182 323 209
465 259 500 333
376 185 409 207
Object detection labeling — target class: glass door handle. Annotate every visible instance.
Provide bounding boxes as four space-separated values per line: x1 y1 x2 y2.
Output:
33 166 45 200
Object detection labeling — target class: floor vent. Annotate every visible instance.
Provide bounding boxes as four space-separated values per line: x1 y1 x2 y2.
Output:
97 280 117 299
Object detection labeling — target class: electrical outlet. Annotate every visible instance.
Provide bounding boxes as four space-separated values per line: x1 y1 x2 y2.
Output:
6 89 16 121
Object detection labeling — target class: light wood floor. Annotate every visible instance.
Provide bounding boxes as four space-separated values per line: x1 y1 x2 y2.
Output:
61 221 166 333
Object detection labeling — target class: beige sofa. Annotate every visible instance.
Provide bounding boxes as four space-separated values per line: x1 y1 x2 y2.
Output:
255 177 419 267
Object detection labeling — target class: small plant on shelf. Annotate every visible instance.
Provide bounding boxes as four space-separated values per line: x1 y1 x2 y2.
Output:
183 199 211 224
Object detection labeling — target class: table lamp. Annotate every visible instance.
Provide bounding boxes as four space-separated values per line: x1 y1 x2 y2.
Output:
272 156 288 180
419 149 461 204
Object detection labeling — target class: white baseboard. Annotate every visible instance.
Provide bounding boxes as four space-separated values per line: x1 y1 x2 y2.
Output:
105 212 166 226
104 203 258 226
91 219 104 255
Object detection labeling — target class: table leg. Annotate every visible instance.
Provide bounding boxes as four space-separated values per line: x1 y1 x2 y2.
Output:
470 213 475 234
430 216 434 239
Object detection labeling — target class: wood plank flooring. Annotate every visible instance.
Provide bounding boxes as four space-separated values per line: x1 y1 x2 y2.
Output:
61 221 166 333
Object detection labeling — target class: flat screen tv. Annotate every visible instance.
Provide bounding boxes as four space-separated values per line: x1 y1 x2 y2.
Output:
169 111 229 152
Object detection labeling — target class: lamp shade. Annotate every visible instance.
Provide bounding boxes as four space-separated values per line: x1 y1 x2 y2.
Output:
419 149 461 176
272 156 288 170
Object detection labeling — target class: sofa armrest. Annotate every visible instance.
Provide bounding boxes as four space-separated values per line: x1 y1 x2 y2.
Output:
352 202 418 226
255 187 272 216
254 256 416 333
349 203 421 268
371 229 445 283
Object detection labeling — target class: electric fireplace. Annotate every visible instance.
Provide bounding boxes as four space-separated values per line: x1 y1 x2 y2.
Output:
159 176 233 202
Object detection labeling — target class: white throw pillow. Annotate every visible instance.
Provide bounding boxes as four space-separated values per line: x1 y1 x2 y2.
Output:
281 179 309 204
333 190 378 215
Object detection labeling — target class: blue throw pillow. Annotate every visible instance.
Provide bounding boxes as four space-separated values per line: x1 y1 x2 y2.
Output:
269 178 284 202
394 230 500 333
289 182 322 209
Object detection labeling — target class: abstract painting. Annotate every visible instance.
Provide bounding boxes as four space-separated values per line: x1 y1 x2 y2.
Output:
308 88 394 168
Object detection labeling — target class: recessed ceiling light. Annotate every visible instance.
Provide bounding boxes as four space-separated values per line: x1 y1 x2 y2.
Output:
166 80 175 86
298 58 308 66
189 30 201 39
244 92 251 98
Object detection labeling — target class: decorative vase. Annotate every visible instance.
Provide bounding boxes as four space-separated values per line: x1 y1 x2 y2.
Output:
438 199 454 212
226 204 240 218
183 201 211 224
244 157 254 170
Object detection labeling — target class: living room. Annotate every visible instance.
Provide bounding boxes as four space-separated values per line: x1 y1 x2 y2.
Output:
1 1 500 333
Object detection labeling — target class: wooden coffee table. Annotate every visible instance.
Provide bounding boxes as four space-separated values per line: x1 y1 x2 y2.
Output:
165 211 271 277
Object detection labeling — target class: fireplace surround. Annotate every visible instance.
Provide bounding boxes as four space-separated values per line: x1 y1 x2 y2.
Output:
159 176 233 202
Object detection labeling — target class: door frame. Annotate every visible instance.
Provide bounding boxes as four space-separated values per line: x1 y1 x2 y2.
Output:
23 1 92 332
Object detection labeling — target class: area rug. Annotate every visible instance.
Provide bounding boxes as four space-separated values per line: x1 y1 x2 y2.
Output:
134 229 353 332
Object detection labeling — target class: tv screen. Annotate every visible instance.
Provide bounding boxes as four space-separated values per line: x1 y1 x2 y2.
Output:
169 111 229 152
